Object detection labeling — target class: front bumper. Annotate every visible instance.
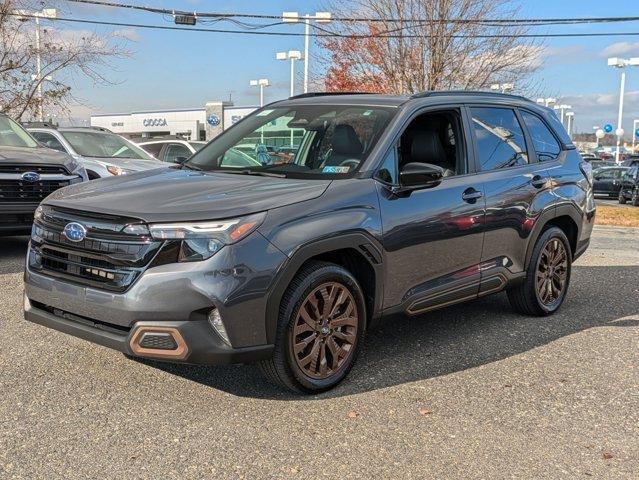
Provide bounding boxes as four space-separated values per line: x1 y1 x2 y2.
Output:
0 202 38 234
24 295 274 364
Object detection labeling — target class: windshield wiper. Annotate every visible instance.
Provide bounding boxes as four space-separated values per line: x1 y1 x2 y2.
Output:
181 163 202 171
239 169 287 178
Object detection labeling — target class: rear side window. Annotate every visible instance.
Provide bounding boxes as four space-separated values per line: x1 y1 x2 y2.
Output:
521 111 561 162
470 107 528 171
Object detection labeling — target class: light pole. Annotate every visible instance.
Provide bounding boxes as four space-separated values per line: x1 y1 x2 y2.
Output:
633 119 639 152
593 126 602 148
553 104 572 127
15 7 57 121
282 12 331 93
276 50 303 97
490 83 514 94
565 111 575 139
536 97 557 108
608 57 639 163
249 78 270 107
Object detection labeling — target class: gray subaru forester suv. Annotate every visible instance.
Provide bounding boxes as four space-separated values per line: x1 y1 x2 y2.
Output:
23 92 595 393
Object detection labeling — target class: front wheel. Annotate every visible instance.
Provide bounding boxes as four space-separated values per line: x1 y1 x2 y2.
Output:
259 261 366 393
619 191 627 204
632 189 639 207
507 227 572 316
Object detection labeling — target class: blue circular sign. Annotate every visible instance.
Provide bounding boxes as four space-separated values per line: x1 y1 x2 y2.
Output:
207 114 220 126
635 128 639 138
603 123 613 133
63 222 87 242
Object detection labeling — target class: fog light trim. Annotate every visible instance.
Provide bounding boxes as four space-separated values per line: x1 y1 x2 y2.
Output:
129 326 188 360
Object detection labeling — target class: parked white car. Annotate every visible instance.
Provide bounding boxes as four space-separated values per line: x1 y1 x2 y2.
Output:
136 138 206 164
27 126 164 179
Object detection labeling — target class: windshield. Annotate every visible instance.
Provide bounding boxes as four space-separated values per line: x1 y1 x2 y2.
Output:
0 116 38 148
61 131 153 159
190 142 206 151
187 105 396 178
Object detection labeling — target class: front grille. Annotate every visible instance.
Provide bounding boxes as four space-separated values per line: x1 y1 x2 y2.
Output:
0 179 71 202
0 164 74 203
0 165 69 174
29 207 162 292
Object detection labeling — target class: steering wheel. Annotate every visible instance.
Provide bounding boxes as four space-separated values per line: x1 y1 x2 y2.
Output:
339 159 361 169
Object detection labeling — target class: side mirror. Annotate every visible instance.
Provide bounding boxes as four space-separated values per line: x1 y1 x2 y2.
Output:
174 156 188 164
399 162 444 190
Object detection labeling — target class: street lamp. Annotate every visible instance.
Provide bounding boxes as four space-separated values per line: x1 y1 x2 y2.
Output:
249 78 270 107
593 126 602 148
607 56 639 163
276 50 303 97
565 111 575 139
536 97 557 108
282 11 331 94
15 7 57 122
490 83 514 94
553 104 572 127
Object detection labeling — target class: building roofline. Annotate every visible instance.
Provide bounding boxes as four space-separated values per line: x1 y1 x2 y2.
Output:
91 105 260 118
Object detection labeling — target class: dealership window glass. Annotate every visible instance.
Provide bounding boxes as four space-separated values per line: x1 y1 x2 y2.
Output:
188 105 397 178
0 116 38 148
61 131 154 159
164 143 191 163
471 107 528 171
31 131 67 153
521 111 561 162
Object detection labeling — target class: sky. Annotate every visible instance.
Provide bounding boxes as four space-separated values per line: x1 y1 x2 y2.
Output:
50 0 639 135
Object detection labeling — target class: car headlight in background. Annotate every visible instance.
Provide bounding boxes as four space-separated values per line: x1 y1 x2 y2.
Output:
148 212 266 262
106 165 133 176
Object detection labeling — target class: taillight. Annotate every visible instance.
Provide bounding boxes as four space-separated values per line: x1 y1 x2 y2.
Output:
579 161 593 185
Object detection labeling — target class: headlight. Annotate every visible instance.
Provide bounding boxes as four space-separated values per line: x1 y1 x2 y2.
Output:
34 205 43 222
106 165 133 176
149 212 265 262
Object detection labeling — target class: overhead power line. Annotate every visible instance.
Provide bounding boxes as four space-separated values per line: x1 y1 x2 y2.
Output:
10 13 639 39
65 0 639 26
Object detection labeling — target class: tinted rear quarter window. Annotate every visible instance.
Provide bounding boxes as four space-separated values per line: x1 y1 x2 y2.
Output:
470 107 528 171
520 111 561 162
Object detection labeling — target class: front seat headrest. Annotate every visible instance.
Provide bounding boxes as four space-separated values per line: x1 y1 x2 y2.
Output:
332 124 363 155
410 130 446 165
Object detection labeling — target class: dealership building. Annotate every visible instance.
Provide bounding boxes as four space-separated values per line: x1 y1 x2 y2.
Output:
90 102 258 141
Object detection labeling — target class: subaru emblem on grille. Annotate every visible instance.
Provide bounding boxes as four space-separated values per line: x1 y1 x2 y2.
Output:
21 171 40 182
63 222 87 242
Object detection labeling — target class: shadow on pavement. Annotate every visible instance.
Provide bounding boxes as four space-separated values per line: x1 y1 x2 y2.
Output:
143 264 639 400
0 236 29 275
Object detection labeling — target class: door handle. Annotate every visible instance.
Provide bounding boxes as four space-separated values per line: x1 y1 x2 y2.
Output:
462 188 483 203
531 175 548 189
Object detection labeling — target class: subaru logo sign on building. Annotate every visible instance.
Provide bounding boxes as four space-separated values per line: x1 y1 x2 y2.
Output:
21 171 40 183
207 114 220 126
63 222 87 242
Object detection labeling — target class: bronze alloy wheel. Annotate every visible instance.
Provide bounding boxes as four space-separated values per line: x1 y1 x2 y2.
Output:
292 282 358 380
535 238 568 306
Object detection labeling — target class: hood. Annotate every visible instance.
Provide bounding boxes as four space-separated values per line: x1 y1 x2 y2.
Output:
43 167 331 222
78 156 164 172
0 145 74 166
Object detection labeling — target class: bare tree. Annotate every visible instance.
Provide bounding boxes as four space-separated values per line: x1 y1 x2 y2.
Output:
0 0 129 120
319 0 542 94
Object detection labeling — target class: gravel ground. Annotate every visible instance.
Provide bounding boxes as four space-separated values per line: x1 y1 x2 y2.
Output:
0 227 637 479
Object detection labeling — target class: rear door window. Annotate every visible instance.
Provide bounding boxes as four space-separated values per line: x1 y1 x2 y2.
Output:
470 107 528 171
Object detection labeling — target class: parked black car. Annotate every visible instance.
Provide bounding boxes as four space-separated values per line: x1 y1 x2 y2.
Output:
23 92 595 393
592 166 628 197
618 163 639 205
0 113 86 235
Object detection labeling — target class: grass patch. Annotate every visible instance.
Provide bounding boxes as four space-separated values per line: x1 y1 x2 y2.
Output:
596 204 639 227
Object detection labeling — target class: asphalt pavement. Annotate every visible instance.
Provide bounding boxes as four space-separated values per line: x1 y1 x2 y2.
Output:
0 227 637 479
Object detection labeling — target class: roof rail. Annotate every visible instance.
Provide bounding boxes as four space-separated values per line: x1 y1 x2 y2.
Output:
410 90 533 103
21 121 58 129
68 126 114 133
288 92 369 100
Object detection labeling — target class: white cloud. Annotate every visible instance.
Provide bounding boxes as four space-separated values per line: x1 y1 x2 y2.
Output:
113 28 141 42
560 91 639 133
600 42 639 58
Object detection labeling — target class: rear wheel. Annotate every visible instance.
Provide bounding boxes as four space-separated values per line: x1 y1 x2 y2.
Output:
507 227 572 316
259 261 366 393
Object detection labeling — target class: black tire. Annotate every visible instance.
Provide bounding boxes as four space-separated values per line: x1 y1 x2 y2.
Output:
507 227 572 316
618 191 627 204
632 188 639 207
258 261 366 394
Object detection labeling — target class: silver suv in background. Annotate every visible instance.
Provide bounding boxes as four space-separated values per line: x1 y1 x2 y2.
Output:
136 138 206 164
26 125 164 179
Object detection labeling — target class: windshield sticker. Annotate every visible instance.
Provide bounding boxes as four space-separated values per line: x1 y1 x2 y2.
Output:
322 166 350 174
256 109 274 116
363 110 373 116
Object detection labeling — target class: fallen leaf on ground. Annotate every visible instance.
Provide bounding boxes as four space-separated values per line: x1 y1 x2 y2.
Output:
602 452 614 460
418 408 431 415
347 411 360 419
